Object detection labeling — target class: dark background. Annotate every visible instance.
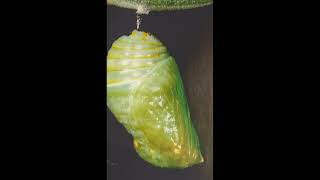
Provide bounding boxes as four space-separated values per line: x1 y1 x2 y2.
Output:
1 1 314 180
107 4 213 180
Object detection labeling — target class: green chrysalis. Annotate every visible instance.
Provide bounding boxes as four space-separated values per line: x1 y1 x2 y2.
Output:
107 31 203 168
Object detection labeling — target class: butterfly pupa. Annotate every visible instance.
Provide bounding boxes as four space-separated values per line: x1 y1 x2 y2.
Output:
107 30 204 168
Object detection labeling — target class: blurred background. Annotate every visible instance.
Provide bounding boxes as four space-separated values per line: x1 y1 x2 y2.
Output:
107 5 213 180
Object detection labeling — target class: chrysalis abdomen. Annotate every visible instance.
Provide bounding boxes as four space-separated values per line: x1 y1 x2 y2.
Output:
107 30 203 168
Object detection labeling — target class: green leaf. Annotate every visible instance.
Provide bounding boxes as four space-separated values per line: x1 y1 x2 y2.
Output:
107 0 213 13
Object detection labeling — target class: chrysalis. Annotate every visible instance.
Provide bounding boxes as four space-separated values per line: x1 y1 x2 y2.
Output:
107 30 203 168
